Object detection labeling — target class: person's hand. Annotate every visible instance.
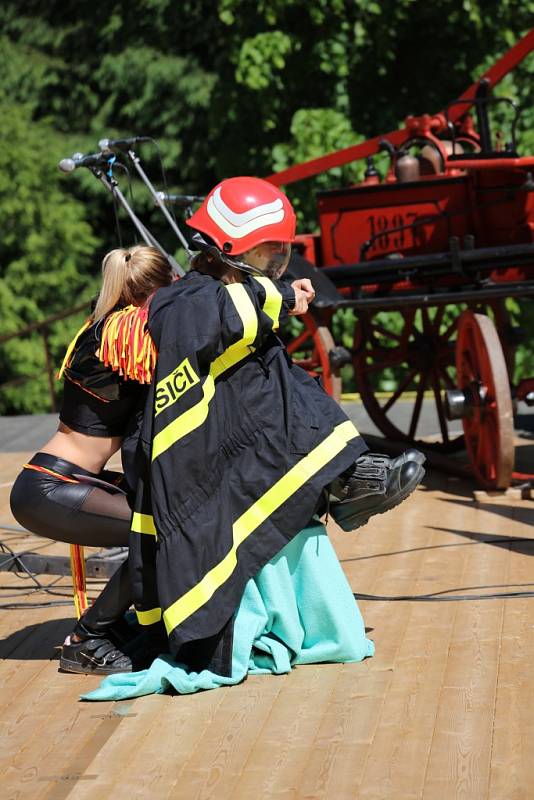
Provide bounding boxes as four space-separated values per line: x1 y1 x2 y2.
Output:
289 279 315 315
292 279 315 302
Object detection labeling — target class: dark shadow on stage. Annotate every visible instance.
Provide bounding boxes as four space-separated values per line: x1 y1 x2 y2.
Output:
418 470 475 500
339 527 534 565
0 617 73 660
429 526 534 556
440 497 534 527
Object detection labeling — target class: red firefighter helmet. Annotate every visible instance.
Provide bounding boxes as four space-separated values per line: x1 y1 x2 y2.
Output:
186 176 296 256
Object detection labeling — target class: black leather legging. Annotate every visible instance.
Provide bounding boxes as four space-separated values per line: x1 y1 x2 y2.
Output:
10 453 132 633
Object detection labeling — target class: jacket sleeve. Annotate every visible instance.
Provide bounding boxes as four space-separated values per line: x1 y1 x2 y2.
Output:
247 275 295 333
216 276 295 352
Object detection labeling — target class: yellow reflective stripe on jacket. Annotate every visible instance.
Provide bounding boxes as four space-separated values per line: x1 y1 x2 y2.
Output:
152 373 216 461
152 284 258 461
252 276 283 331
163 419 359 635
131 512 157 536
211 284 259 378
136 606 162 625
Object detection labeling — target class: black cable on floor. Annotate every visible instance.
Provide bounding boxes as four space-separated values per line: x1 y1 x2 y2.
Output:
354 591 534 602
0 600 73 609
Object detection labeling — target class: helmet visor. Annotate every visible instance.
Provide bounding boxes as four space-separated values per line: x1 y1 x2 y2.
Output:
242 242 292 279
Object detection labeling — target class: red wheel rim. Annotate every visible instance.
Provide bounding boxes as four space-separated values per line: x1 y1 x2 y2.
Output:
456 311 514 489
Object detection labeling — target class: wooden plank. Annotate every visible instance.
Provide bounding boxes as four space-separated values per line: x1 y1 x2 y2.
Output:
3 674 107 800
293 488 436 799
489 533 534 800
69 689 229 800
421 501 512 800
105 691 227 799
231 664 382 799
0 611 70 711
168 674 287 799
350 518 469 800
271 666 387 800
0 612 103 797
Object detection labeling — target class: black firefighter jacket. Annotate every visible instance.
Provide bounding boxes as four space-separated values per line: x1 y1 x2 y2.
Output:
128 270 367 674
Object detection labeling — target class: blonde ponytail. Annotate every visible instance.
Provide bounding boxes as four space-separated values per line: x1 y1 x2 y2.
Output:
93 249 130 321
92 245 173 321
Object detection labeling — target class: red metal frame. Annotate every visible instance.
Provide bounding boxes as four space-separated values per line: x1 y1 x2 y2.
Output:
267 29 534 187
277 29 534 302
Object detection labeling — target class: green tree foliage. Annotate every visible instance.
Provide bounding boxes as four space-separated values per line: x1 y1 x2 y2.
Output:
0 0 533 410
0 104 98 413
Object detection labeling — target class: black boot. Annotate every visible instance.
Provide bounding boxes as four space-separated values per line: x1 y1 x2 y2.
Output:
60 608 144 675
329 450 425 532
60 631 133 675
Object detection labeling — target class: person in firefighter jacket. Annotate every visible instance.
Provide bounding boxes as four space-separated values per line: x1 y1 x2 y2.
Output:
125 177 425 681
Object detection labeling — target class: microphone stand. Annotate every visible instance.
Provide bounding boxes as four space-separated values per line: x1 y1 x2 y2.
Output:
125 147 193 261
90 166 184 276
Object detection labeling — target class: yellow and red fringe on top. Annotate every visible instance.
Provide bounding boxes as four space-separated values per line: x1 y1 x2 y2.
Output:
98 304 157 384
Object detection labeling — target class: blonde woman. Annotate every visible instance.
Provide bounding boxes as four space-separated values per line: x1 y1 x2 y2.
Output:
10 245 173 674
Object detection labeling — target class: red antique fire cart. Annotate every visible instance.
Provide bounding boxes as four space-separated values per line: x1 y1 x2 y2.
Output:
267 29 534 490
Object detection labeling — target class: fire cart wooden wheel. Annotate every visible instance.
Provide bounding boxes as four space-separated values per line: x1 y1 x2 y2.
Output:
455 311 514 489
353 306 464 452
284 313 342 403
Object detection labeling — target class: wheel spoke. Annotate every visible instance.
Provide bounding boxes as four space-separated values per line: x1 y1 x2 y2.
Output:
431 369 449 443
363 354 406 372
408 372 427 439
286 329 311 354
370 323 403 343
442 316 460 341
421 306 433 337
399 310 416 346
296 359 318 370
366 347 397 359
439 367 456 390
461 348 477 384
433 305 445 333
382 368 419 413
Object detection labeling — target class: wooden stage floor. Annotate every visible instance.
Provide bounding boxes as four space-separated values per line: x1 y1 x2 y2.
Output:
1 443 533 800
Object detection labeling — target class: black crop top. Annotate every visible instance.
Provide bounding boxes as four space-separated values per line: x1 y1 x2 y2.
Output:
59 317 147 438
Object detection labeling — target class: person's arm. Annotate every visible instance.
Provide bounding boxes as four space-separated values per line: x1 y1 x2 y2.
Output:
217 275 314 350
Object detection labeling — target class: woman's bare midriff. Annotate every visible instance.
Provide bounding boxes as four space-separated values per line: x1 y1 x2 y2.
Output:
40 422 122 474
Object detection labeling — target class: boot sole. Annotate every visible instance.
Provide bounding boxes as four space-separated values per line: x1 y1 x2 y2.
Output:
59 657 133 675
332 465 426 532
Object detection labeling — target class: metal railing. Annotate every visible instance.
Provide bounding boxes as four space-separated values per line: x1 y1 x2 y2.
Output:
0 301 92 412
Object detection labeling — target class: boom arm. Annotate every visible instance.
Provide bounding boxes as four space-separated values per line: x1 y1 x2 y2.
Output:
267 28 534 187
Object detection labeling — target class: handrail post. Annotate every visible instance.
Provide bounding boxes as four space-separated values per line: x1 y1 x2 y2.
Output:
0 300 91 409
41 327 57 413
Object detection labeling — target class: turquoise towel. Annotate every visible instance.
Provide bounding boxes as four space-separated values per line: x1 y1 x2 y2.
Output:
82 521 374 701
